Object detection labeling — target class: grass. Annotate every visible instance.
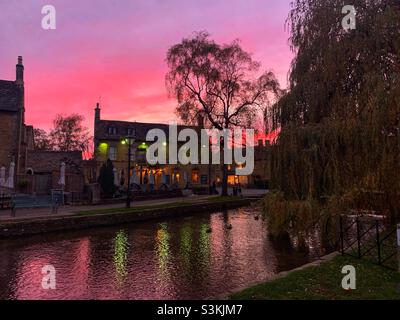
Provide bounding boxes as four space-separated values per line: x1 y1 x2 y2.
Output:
75 196 245 216
230 255 400 300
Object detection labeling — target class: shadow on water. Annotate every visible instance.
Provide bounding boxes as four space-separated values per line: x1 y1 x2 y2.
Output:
0 206 333 300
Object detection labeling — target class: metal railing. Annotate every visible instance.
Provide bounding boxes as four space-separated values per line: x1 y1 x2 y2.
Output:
340 214 399 271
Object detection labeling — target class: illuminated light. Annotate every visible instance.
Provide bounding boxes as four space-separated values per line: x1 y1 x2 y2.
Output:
121 140 127 145
99 143 108 154
163 142 167 146
138 142 148 150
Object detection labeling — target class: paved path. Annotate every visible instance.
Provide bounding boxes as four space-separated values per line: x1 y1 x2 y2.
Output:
0 189 266 223
0 195 217 222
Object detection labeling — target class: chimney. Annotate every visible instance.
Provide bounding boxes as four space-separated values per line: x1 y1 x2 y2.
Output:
95 102 101 123
16 56 24 84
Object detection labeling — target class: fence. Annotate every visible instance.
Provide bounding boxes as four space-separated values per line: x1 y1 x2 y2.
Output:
340 214 399 271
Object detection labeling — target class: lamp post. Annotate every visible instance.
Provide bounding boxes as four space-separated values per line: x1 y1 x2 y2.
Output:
122 135 135 208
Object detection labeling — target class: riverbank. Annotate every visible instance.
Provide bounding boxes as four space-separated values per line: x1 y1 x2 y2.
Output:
230 254 400 300
0 196 253 238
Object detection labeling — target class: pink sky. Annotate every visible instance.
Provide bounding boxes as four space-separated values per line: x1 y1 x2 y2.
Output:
0 0 293 133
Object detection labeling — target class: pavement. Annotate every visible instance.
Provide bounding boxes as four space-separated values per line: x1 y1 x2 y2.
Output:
0 188 267 222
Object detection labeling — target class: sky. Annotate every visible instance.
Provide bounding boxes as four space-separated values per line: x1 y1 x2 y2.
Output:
0 0 293 133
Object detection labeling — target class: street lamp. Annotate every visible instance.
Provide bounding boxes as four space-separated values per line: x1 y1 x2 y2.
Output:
121 135 135 208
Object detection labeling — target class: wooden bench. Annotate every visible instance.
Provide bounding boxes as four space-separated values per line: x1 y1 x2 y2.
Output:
11 195 59 217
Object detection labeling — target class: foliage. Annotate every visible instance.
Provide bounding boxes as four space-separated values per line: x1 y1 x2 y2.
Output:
267 0 400 225
33 114 91 154
49 114 91 153
33 128 54 150
97 159 116 198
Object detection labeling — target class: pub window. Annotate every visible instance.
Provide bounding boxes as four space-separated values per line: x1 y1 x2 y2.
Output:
191 169 199 183
108 146 117 161
127 128 135 136
129 147 136 161
108 126 117 135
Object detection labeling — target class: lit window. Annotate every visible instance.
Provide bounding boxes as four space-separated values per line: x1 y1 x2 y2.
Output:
108 146 117 160
129 147 135 161
191 169 199 183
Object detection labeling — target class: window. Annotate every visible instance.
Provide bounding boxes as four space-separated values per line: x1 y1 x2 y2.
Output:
127 128 135 136
191 169 199 183
108 126 117 135
129 147 135 161
108 146 117 160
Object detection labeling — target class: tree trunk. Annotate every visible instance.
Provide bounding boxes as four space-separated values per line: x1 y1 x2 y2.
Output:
220 135 228 196
222 163 228 196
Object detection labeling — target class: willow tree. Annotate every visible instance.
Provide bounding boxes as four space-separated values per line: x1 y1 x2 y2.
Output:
269 0 400 223
166 32 280 195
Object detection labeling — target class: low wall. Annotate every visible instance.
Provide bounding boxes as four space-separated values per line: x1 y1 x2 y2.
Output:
0 198 252 238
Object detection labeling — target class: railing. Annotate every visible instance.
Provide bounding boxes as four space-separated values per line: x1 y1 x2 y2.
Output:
340 214 399 271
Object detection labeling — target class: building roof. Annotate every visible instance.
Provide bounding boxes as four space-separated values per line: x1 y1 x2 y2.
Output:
95 119 201 141
0 80 21 112
26 150 83 174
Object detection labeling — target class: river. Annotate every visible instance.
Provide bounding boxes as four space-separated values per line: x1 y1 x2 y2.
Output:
0 206 328 300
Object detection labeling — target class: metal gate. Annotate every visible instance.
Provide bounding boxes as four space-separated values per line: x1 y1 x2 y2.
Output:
340 214 398 271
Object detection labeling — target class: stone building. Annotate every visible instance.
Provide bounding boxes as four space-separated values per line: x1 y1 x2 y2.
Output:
93 103 272 190
93 103 216 190
0 56 34 175
0 57 85 195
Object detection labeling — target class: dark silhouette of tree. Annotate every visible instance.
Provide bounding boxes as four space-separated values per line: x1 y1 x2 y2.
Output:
166 31 281 195
98 159 116 198
33 128 54 150
268 0 400 224
50 114 91 153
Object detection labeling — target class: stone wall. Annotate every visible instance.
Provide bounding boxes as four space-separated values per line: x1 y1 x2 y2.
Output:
0 112 19 168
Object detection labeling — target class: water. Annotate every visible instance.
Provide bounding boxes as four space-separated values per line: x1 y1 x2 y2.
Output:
0 206 328 300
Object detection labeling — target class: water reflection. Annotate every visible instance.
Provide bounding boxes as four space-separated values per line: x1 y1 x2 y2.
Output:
114 230 129 285
0 207 330 300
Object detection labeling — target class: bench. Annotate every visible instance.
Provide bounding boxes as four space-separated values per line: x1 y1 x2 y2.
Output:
11 195 59 217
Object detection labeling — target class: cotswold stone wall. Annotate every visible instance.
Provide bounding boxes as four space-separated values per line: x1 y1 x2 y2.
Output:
0 112 19 167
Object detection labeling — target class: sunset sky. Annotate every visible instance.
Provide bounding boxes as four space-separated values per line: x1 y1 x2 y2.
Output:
0 0 293 133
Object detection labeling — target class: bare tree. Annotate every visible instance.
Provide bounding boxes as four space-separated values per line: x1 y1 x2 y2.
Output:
50 114 91 153
33 128 54 150
166 31 281 195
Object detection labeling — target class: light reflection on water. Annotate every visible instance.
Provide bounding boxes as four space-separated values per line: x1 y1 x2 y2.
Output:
0 207 328 300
